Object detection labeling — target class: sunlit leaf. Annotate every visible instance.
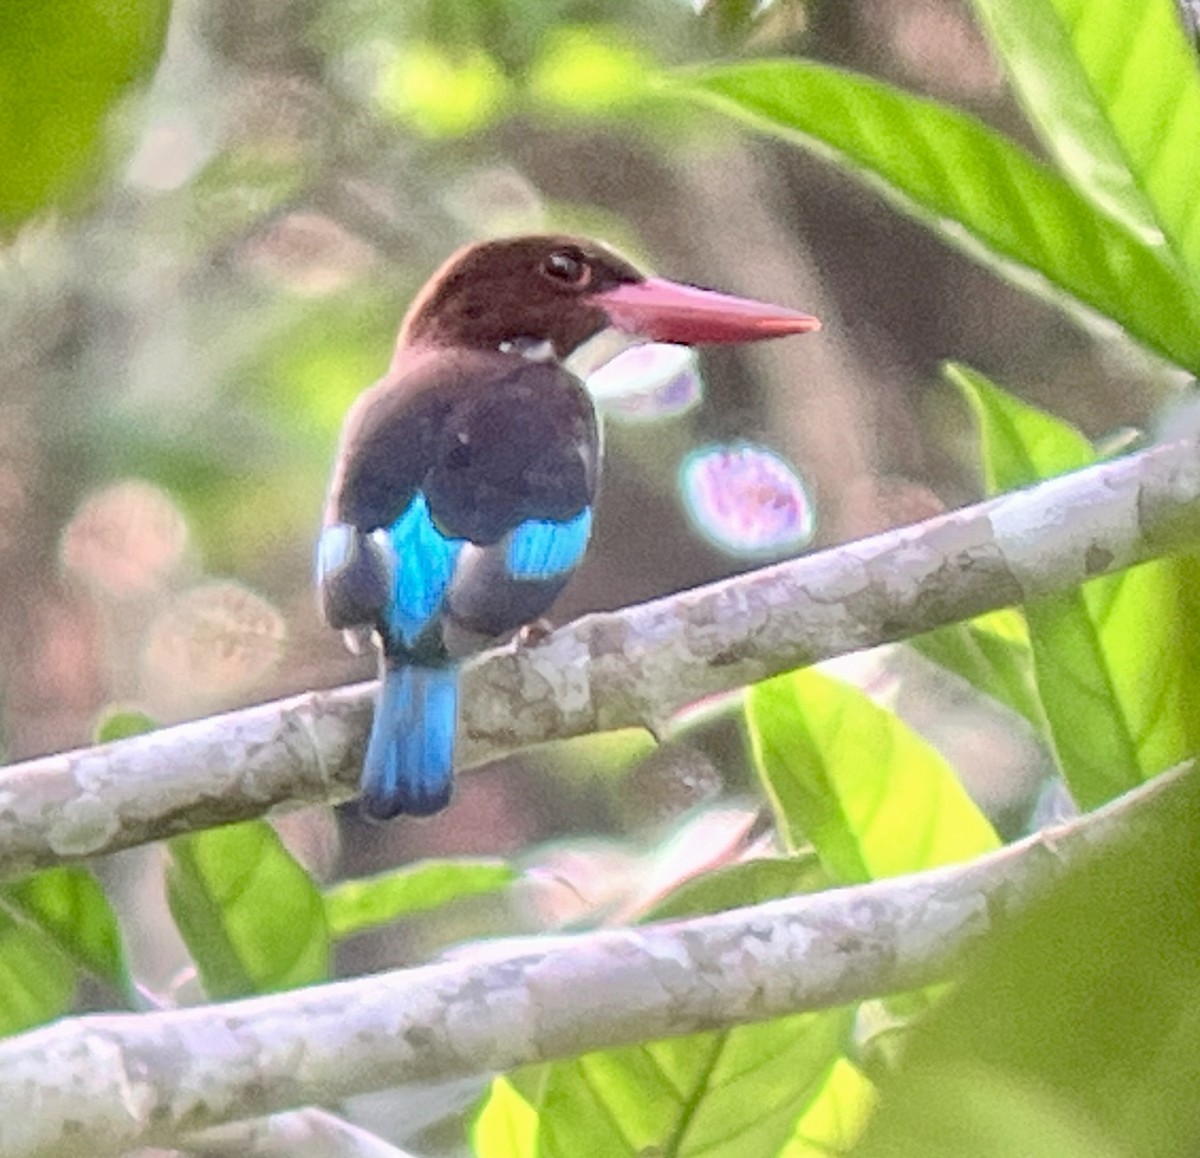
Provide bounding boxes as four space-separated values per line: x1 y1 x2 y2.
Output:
325 859 516 939
376 42 510 137
678 61 1200 373
781 1057 876 1157
474 1075 538 1158
951 362 1200 807
1032 564 1200 808
93 707 158 744
969 0 1200 278
167 821 328 999
528 26 655 115
0 908 77 1036
0 0 170 231
747 668 999 883
3 868 126 991
483 1010 851 1158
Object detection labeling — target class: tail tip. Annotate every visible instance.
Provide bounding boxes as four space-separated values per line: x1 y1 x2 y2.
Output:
359 779 453 822
360 661 458 821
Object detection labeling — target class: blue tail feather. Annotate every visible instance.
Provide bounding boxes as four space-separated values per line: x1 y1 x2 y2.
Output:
361 663 458 820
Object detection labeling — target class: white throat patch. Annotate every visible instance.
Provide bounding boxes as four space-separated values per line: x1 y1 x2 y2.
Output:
498 337 557 363
499 326 647 379
565 326 646 379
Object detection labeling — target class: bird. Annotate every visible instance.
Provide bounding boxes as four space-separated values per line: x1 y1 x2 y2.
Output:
317 234 820 820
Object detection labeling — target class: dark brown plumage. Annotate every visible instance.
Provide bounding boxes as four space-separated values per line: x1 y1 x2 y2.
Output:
400 235 643 357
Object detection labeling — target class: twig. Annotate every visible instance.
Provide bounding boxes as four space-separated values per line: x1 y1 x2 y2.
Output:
0 436 1197 878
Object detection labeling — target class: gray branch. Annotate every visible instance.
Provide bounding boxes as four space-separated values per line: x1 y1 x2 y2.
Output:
1 436 1198 878
0 763 1188 1158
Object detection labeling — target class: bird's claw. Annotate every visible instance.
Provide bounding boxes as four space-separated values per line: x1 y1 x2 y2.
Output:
515 618 555 648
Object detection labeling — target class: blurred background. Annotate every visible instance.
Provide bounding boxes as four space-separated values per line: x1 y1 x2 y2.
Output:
0 0 1180 1019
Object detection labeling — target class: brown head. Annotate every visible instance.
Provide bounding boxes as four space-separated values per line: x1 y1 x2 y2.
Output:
398 234 820 361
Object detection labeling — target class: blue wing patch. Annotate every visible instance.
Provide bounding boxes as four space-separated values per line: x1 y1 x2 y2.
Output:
386 493 464 647
506 507 593 581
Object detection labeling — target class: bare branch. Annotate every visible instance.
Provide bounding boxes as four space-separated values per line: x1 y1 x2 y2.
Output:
1 436 1198 878
0 764 1188 1158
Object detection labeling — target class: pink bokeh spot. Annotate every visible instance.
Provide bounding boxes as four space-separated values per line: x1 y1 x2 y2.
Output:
586 343 702 421
681 443 815 556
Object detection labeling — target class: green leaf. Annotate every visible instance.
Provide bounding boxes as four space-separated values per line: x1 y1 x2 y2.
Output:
1027 565 1200 807
949 363 1094 488
325 859 516 940
94 707 158 744
781 1057 876 1158
643 854 828 922
528 26 656 115
0 0 171 231
0 906 77 1036
852 767 1200 1158
3 868 126 991
909 611 1050 739
970 0 1200 279
952 362 1200 806
857 1069 1127 1158
676 60 1200 372
375 41 510 136
473 1076 539 1158
167 821 328 999
747 668 999 884
481 1010 852 1158
0 866 126 1033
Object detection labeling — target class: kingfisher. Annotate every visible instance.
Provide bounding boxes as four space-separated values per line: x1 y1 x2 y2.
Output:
317 234 820 819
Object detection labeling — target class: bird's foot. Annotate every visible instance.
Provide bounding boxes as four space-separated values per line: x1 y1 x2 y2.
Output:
515 618 555 648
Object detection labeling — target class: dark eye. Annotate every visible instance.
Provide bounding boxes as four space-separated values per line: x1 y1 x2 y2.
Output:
541 248 591 287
